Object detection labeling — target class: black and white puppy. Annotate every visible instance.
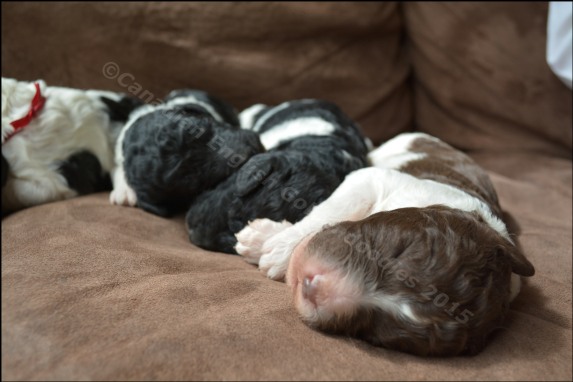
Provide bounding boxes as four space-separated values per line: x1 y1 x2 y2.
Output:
185 99 370 254
1 77 141 214
235 132 535 356
110 89 265 217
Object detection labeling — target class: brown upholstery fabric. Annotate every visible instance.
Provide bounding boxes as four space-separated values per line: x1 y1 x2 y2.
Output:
1 1 411 145
2 1 572 381
2 153 571 381
404 2 573 158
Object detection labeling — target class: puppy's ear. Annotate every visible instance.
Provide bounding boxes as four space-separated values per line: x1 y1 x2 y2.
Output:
100 95 144 122
499 241 535 277
235 154 274 197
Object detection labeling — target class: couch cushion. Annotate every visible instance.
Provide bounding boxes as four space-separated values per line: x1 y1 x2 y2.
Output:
2 153 571 380
1 2 411 144
404 2 572 158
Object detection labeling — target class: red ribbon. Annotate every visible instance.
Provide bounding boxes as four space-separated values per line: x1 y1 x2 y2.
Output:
5 82 46 142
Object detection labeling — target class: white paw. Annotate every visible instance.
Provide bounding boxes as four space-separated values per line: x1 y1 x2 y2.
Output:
109 184 137 207
256 228 303 281
258 243 293 281
235 219 292 265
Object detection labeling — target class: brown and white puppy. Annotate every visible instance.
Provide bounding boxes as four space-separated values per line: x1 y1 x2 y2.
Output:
235 132 535 356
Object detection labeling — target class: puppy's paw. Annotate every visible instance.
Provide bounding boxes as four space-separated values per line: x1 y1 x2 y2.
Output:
235 219 292 265
109 184 137 207
258 241 294 281
258 225 315 281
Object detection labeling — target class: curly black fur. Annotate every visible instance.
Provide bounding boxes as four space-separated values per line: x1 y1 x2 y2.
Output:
186 99 370 254
122 91 264 217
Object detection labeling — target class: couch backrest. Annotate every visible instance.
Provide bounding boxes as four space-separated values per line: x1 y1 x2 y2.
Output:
404 2 572 158
0 2 411 145
2 2 570 157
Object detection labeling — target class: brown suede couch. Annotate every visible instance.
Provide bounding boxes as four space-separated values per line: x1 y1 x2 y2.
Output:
2 2 571 381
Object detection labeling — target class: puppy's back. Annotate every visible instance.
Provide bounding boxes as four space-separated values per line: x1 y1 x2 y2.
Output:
369 132 501 217
247 99 369 155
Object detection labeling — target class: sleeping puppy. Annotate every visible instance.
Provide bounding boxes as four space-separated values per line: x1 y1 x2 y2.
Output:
110 89 265 217
235 132 535 356
185 99 370 254
1 77 142 214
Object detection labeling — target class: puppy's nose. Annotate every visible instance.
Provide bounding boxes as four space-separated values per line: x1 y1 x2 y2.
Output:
302 275 319 306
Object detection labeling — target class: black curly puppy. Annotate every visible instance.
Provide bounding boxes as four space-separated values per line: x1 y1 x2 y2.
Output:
110 89 264 217
186 99 370 254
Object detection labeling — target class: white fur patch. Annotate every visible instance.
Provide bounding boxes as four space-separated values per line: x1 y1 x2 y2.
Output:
165 95 224 122
259 117 335 150
509 273 522 302
368 132 435 169
239 104 267 130
369 151 427 170
364 132 511 241
342 150 354 161
234 218 293 264
363 291 420 323
365 168 511 242
251 101 293 132
109 166 137 206
364 137 375 152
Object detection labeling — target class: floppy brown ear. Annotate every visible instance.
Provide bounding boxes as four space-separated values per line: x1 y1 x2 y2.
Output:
500 242 535 277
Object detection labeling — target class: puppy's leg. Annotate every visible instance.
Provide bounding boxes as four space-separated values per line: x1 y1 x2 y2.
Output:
109 165 137 206
2 172 76 211
240 168 380 280
109 120 138 207
235 219 293 264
